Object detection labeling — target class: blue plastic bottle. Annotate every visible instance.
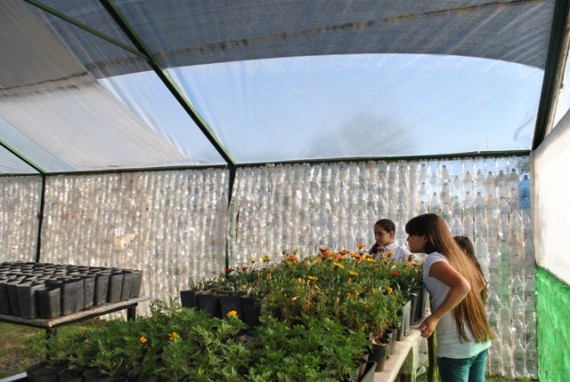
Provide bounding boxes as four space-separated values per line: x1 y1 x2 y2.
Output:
519 175 530 210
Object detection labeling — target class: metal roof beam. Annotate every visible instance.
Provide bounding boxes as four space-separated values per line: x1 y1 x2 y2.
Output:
532 0 570 150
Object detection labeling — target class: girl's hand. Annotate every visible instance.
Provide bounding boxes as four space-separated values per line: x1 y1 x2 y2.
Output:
419 315 439 338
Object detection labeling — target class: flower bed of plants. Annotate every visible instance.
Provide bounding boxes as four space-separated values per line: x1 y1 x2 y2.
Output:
31 247 423 381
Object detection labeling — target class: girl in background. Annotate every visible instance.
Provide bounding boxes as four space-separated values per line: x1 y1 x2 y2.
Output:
405 213 493 382
454 235 488 304
369 218 412 262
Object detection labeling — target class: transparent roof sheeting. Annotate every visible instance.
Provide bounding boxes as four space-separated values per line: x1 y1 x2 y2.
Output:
170 54 543 163
0 0 563 173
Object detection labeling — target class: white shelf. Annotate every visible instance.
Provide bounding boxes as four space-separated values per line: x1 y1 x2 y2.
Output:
374 327 421 382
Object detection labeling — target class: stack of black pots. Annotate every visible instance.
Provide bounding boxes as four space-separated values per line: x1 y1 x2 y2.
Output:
0 262 142 319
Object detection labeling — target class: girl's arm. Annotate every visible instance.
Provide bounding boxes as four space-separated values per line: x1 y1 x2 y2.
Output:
419 261 470 338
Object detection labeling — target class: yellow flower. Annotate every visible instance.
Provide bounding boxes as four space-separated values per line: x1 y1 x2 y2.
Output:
386 287 393 294
249 258 257 263
227 310 238 317
307 275 318 281
348 270 358 276
262 255 271 262
168 332 179 341
139 336 148 344
332 262 345 269
366 257 374 263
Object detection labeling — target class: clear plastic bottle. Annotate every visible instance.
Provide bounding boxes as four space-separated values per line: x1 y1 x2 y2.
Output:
525 317 537 343
511 318 525 341
513 338 526 378
526 339 538 379
511 273 524 296
488 341 503 376
511 296 524 323
501 342 514 378
496 170 507 199
487 305 499 332
485 171 496 198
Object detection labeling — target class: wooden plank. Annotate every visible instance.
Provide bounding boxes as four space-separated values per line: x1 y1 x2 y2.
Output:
0 296 149 329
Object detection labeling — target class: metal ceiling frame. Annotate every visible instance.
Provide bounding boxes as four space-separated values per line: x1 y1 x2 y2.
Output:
532 0 570 150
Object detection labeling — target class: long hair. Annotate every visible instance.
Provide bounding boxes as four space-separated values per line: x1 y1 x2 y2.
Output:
405 213 494 342
454 235 488 304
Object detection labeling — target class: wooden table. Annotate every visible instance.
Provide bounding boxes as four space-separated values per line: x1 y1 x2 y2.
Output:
374 326 422 382
0 296 148 335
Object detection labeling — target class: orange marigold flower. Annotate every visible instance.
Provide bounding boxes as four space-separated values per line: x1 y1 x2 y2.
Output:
339 249 349 255
227 310 238 317
168 332 179 341
351 252 362 260
139 336 148 344
285 255 299 262
357 242 366 249
391 270 400 276
241 266 249 272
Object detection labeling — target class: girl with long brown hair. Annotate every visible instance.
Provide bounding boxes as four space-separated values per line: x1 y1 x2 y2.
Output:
405 213 494 382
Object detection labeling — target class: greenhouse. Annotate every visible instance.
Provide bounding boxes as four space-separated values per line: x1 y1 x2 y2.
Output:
1 0 569 381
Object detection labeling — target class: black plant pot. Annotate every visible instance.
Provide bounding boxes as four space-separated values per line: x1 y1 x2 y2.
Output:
197 292 221 318
107 271 124 303
120 271 135 301
83 274 96 309
180 290 198 308
32 363 64 382
0 280 11 315
219 294 243 318
83 368 114 382
128 270 143 298
94 272 110 306
241 296 261 327
59 367 86 382
73 277 85 313
61 277 80 316
17 280 44 319
369 341 389 372
38 286 61 319
6 280 22 317
383 328 395 356
409 292 419 325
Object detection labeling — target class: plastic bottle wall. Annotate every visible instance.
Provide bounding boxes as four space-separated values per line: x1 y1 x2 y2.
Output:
0 156 535 378
229 156 535 379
